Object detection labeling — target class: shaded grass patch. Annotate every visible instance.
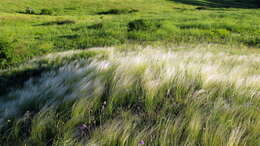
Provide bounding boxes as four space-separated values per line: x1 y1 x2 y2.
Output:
127 19 162 32
97 8 138 15
0 50 102 96
36 20 76 26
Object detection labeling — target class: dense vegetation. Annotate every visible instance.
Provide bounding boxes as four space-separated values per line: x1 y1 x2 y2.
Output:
1 47 260 145
0 0 259 146
0 0 259 68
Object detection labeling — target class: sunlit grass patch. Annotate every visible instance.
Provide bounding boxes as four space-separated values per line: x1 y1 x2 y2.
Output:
0 0 259 68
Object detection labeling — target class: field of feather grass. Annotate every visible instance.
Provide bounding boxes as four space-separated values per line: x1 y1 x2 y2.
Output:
0 0 260 145
0 45 259 145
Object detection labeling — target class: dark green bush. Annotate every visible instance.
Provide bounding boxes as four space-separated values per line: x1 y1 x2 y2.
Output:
128 19 147 31
244 37 260 47
25 7 35 14
97 8 138 15
40 9 53 15
196 6 208 10
127 20 173 41
127 19 161 32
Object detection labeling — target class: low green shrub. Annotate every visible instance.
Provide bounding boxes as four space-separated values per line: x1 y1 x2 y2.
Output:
25 7 35 14
127 19 161 32
97 8 138 15
244 37 260 47
40 9 53 15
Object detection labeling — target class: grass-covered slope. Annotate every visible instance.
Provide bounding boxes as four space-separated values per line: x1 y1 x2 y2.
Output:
0 0 260 145
0 46 259 145
0 0 260 68
172 0 260 8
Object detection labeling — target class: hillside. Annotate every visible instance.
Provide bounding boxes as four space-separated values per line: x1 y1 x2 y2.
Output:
0 0 260 146
0 0 259 68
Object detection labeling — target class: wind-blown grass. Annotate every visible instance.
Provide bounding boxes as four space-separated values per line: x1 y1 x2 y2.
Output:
0 0 259 68
0 46 259 145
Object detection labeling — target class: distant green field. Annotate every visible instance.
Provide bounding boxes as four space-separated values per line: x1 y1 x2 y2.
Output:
0 0 260 68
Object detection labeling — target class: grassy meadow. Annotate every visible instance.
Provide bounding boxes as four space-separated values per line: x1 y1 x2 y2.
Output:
0 0 260 68
0 0 260 146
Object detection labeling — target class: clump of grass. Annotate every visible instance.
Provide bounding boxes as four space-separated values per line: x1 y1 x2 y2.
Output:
0 38 26 69
39 9 53 15
19 7 53 15
37 20 76 26
244 37 260 48
24 7 35 14
127 19 161 32
127 20 179 41
97 8 138 15
87 23 103 29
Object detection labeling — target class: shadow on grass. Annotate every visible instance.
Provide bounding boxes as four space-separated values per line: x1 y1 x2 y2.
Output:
59 35 80 40
0 51 99 97
96 8 138 15
0 67 49 97
170 0 259 8
35 20 75 26
71 23 104 32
